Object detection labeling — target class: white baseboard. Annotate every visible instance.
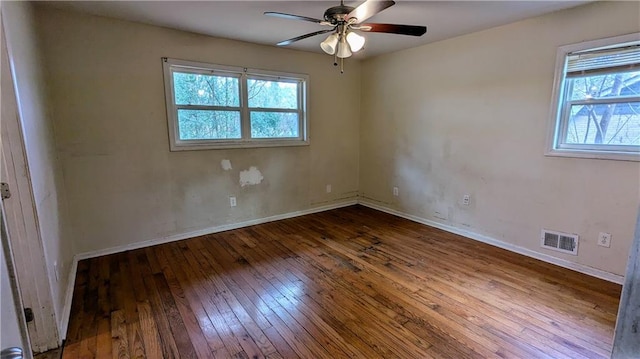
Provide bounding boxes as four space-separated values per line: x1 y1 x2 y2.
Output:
59 256 77 341
358 199 624 285
60 196 625 338
74 199 357 261
59 199 357 338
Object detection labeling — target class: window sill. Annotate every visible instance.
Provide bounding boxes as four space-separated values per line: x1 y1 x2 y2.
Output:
170 139 310 151
545 148 640 162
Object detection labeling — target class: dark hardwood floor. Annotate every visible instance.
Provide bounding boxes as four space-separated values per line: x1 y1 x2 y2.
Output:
62 205 622 358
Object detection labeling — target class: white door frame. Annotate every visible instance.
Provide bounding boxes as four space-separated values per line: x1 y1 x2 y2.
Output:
0 13 59 352
1 189 33 358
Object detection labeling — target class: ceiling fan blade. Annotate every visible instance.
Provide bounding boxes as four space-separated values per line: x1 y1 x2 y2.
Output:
264 12 325 24
346 0 395 23
277 29 335 46
358 23 427 36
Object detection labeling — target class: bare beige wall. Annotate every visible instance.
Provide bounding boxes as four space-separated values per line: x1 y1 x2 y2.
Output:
3 1 71 336
35 7 360 255
360 1 640 276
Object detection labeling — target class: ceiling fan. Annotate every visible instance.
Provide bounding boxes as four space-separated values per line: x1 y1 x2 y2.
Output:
265 0 427 72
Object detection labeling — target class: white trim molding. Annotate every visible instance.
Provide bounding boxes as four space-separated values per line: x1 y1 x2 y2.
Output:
162 57 310 151
59 257 78 341
61 196 625 338
359 199 624 285
545 32 640 162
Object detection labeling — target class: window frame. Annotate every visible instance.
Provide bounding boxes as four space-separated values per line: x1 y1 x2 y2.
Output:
545 32 640 161
162 58 309 151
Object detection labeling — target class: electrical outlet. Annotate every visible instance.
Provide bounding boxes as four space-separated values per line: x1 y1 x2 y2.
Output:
393 187 399 196
326 184 332 193
229 196 237 207
462 194 470 206
598 232 611 247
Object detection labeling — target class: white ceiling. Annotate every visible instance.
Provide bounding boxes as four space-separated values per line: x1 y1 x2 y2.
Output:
42 1 591 59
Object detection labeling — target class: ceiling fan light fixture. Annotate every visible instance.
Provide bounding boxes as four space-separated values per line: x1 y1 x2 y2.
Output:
320 33 339 55
336 36 352 58
346 31 365 52
266 0 427 72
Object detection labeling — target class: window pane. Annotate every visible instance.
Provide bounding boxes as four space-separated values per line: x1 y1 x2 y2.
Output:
564 102 640 146
173 72 239 106
247 78 298 109
567 71 640 101
177 109 241 140
250 112 299 138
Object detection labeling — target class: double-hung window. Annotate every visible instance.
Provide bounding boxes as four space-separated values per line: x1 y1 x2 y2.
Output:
163 58 308 150
547 33 640 161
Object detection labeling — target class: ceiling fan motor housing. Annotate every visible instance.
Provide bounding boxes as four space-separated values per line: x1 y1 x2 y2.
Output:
324 5 355 24
266 0 426 52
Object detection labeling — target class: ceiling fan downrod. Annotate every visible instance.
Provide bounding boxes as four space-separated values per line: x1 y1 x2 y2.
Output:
265 0 427 73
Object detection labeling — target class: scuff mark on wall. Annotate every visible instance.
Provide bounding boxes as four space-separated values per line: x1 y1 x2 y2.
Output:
239 166 264 187
433 203 449 221
221 159 232 171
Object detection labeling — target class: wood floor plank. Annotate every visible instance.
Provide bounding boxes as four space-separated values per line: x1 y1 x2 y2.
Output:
285 254 435 358
332 210 616 356
197 235 340 359
95 256 113 359
162 242 235 358
65 259 89 343
177 242 248 358
118 257 146 359
153 247 213 359
95 317 112 359
77 258 100 358
293 223 534 358
196 236 329 358
138 250 181 359
248 226 437 358
189 236 280 359
62 205 622 359
177 238 266 358
152 272 199 359
136 301 162 359
272 228 461 358
261 325 297 358
110 310 129 359
275 222 479 356
220 233 364 358
226 233 373 356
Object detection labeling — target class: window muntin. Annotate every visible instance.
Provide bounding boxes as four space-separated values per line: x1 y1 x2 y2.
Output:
163 58 308 150
547 33 640 161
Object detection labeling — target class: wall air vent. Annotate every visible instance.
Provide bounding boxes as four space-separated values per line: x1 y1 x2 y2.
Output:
541 229 578 255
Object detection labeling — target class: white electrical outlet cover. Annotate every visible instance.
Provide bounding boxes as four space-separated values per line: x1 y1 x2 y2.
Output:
598 232 611 247
462 195 470 205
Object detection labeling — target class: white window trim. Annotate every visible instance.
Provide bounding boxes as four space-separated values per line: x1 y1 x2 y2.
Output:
162 58 309 151
545 32 640 162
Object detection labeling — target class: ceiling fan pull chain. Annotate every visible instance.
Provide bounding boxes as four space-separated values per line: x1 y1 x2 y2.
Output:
341 57 344 74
